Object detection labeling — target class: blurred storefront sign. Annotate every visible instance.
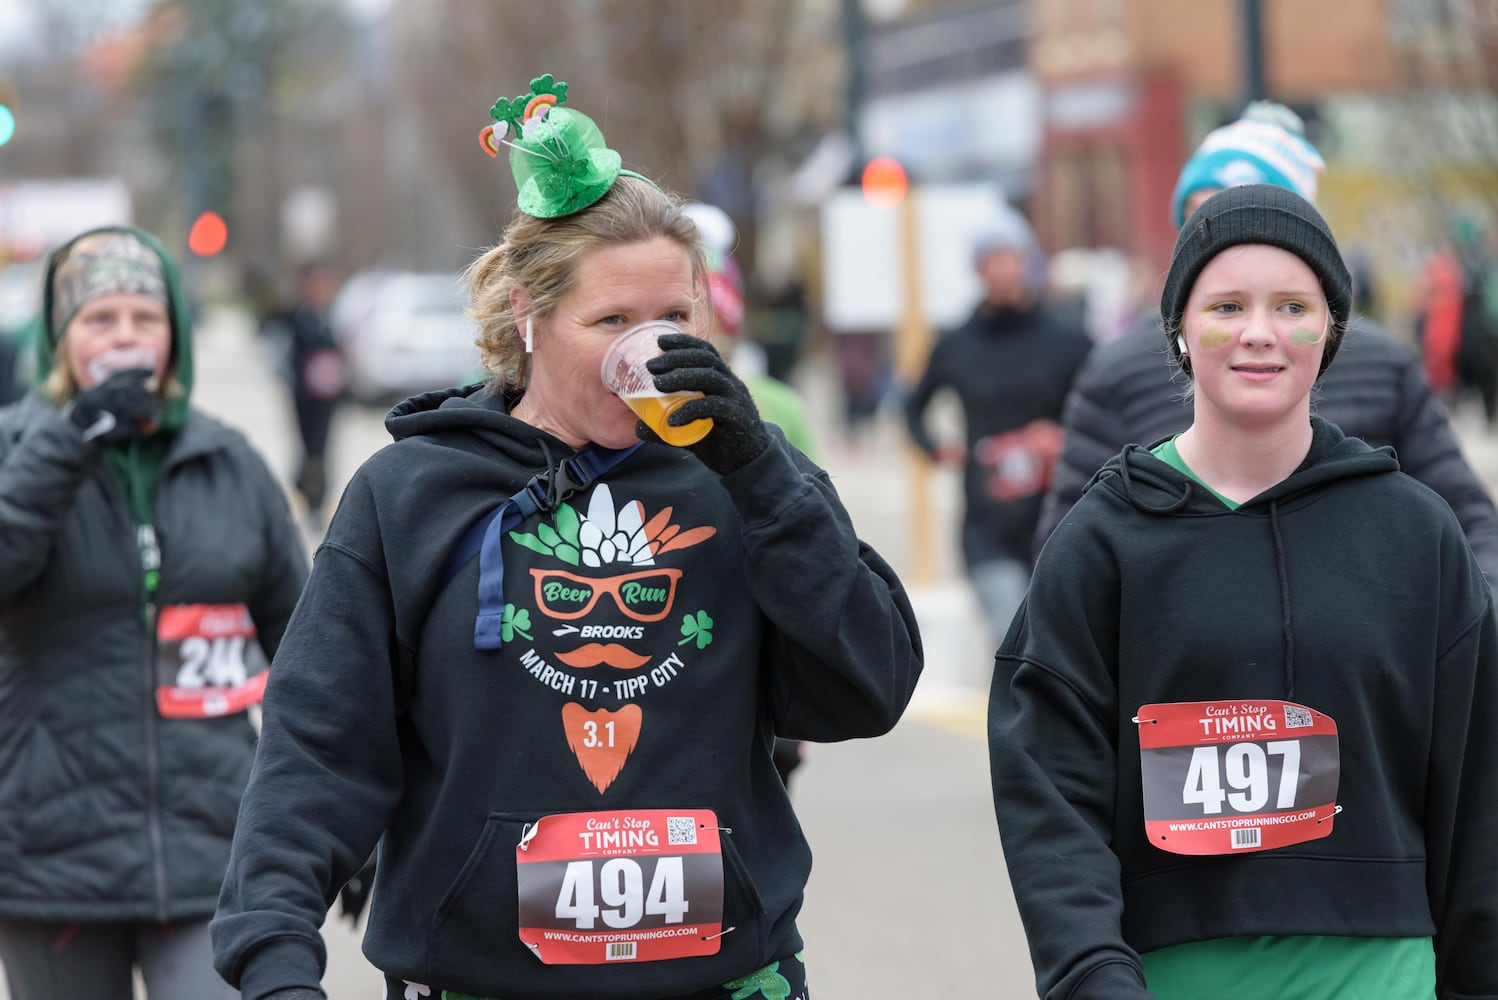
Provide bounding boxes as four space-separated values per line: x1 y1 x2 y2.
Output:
280 186 339 263
819 182 1006 332
852 0 1033 193
859 72 1040 190
1045 80 1137 133
0 178 132 257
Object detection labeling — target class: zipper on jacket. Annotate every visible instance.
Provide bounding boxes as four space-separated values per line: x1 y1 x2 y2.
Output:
134 477 170 920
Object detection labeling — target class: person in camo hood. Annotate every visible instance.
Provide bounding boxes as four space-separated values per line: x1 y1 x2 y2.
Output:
0 226 309 1000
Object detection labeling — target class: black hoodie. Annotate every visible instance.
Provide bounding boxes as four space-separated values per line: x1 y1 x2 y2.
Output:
904 301 1092 567
989 418 1498 1000
212 384 923 1000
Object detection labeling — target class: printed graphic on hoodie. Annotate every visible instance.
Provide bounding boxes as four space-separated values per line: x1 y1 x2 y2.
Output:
509 484 718 793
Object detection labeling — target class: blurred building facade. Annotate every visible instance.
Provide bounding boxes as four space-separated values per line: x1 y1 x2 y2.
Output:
855 1 1038 198
5 0 1496 342
1026 0 1498 321
834 0 1498 343
1028 0 1397 272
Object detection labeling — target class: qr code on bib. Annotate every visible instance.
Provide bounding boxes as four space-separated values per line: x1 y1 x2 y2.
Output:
1283 705 1313 728
666 816 697 846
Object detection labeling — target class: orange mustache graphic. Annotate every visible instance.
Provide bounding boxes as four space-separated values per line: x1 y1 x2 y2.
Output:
554 643 651 669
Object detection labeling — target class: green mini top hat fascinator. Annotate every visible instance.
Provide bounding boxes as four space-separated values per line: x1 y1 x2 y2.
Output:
480 74 647 219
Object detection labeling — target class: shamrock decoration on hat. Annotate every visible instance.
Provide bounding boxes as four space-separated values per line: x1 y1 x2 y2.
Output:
479 74 630 219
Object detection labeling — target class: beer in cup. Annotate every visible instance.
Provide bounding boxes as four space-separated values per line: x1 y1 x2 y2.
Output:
600 321 713 447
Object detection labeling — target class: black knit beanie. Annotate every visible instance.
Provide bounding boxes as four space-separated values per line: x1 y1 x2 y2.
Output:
1161 184 1351 376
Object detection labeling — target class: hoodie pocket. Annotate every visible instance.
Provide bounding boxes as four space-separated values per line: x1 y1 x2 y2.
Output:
719 830 769 958
430 811 535 967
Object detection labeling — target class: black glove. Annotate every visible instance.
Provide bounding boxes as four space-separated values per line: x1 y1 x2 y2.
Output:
644 333 770 475
261 990 326 1000
68 368 161 444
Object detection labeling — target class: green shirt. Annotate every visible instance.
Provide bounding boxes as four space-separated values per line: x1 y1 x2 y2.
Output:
1141 435 1436 1000
746 373 816 460
1150 436 1239 509
1142 935 1435 1000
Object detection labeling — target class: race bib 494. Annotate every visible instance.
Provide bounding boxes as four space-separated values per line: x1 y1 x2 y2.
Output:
516 808 726 965
1136 700 1340 856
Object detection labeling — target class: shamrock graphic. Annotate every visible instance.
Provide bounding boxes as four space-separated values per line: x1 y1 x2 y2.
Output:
678 610 714 649
723 962 791 1000
402 982 431 1000
501 604 533 642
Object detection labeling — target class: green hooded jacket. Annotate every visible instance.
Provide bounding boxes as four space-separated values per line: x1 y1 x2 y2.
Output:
34 225 196 534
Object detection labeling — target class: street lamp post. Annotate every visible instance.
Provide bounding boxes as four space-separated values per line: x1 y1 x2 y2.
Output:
842 0 866 165
1241 0 1267 104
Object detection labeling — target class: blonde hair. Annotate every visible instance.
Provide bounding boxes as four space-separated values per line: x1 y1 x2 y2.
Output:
42 337 76 404
465 176 709 389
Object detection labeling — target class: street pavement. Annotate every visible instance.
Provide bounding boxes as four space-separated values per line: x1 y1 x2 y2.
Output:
13 308 1498 998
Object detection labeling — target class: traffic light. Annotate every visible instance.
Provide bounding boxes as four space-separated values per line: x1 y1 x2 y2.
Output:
0 79 15 149
188 211 228 256
860 156 908 207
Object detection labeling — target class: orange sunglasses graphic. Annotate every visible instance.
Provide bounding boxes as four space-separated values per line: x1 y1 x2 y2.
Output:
529 567 684 622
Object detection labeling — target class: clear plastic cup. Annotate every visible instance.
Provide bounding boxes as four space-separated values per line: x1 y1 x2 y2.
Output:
600 321 713 447
85 345 159 390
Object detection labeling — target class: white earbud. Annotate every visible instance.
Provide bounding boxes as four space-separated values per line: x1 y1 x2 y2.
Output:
1176 335 1188 357
524 316 534 354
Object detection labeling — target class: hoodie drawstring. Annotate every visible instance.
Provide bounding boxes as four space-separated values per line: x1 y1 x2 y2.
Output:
1268 500 1296 700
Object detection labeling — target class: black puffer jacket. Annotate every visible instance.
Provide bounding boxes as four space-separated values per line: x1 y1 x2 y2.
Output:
904 302 1091 567
1036 314 1498 584
0 393 308 922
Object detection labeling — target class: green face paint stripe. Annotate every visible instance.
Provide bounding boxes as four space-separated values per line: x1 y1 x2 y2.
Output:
1196 329 1231 347
1290 327 1324 344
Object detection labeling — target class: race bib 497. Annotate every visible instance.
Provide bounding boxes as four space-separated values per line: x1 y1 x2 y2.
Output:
1136 700 1340 856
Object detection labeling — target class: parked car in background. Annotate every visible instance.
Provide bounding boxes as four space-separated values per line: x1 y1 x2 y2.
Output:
331 270 482 405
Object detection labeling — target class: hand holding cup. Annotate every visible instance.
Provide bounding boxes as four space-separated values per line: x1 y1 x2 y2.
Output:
70 345 163 443
600 321 714 447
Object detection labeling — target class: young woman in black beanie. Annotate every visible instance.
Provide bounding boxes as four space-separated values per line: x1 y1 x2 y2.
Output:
989 185 1497 1000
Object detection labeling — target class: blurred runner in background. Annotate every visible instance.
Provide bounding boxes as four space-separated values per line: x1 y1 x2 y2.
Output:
0 226 308 1000
261 262 345 529
904 206 1091 644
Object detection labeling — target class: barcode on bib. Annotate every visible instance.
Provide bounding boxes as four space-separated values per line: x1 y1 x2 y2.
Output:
667 816 697 846
1283 705 1313 728
607 942 637 961
1232 827 1262 849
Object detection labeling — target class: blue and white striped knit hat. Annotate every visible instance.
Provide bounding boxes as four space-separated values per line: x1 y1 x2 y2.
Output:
1170 102 1326 228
